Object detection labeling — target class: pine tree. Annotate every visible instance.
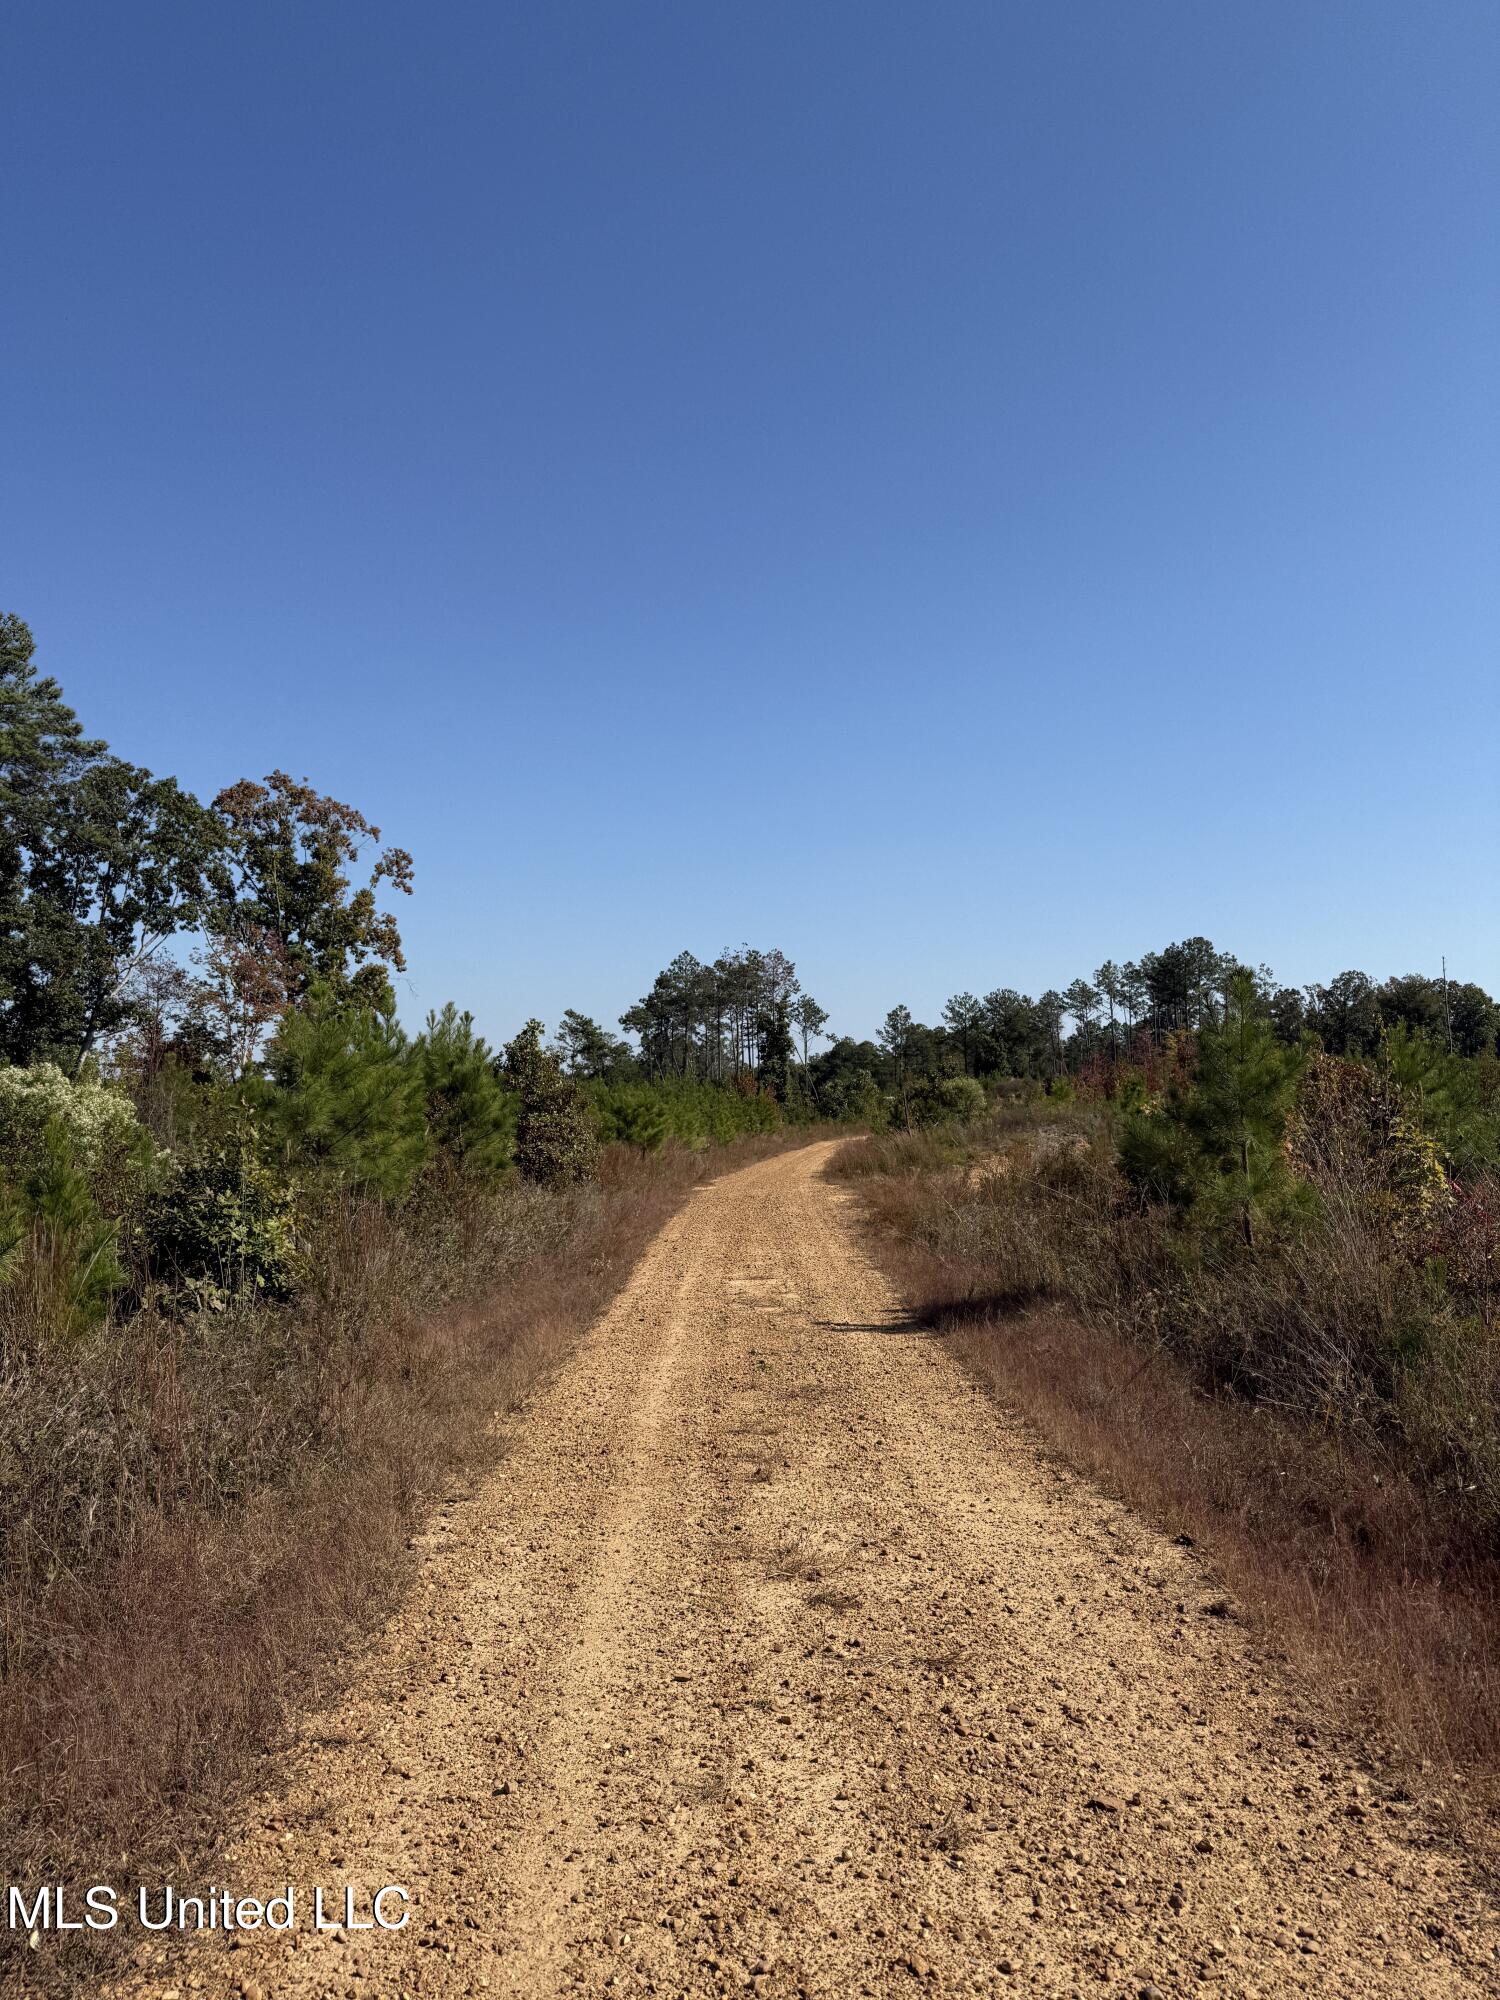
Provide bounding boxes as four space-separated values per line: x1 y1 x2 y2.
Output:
1 1121 125 1342
1123 969 1306 1244
941 993 982 1075
601 1087 669 1153
258 983 430 1200
417 1003 515 1180
553 1008 632 1079
790 993 831 1072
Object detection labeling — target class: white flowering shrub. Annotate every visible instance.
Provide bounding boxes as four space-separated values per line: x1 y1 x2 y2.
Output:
0 1063 160 1218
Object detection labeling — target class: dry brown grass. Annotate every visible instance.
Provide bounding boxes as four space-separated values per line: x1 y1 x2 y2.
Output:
835 1120 1500 1818
0 1133 799 1986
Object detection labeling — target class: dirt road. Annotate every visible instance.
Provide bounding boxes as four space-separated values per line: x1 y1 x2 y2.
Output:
148 1143 1493 1997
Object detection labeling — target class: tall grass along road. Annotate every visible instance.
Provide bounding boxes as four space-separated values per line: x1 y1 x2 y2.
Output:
118 1144 1492 1998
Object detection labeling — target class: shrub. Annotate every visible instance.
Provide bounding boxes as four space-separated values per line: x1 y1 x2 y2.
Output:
586 1076 782 1150
1378 1025 1500 1178
1119 973 1308 1247
819 1065 888 1128
503 1021 597 1185
841 1093 1500 1532
144 1134 302 1313
1289 1050 1453 1245
909 1074 988 1127
0 1061 159 1219
1118 1107 1203 1210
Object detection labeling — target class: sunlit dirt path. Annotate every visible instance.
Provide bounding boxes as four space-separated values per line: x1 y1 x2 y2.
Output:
127 1143 1494 1998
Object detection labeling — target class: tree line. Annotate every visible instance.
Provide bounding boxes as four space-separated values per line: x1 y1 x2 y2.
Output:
517 937 1498 1139
862 939 1498 1105
554 949 827 1100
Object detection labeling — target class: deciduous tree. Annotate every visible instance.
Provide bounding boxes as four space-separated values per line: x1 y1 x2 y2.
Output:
0 618 224 1068
210 771 413 1006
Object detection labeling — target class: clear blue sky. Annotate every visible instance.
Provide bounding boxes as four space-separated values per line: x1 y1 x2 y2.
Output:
5 3 1496 1045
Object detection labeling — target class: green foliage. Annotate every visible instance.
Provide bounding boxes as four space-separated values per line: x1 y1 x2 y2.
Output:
782 1067 817 1123
843 1071 891 1129
619 945 814 1088
258 984 431 1201
909 1073 988 1126
1114 1071 1150 1115
553 1008 633 1079
591 1084 670 1153
854 1092 1500 1556
1378 1025 1500 1176
790 993 830 1072
0 618 226 1069
1448 983 1500 1061
1305 969 1383 1056
1118 1110 1203 1210
588 1076 782 1148
690 1079 779 1140
0 1061 160 1219
0 615 101 1057
209 770 414 1006
1137 937 1236 1034
808 1041 889 1127
940 992 983 1074
755 996 795 1102
416 1004 516 1180
1120 971 1307 1245
0 612 101 804
1288 1050 1455 1248
974 988 1050 1079
503 1020 597 1185
146 1134 302 1313
0 1122 125 1343
945 1075 992 1122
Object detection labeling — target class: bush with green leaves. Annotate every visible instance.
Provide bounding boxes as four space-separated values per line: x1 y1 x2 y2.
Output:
814 1062 888 1128
503 1020 597 1185
909 1074 988 1127
1377 1025 1500 1178
145 1133 302 1313
587 1077 784 1147
1117 1109 1205 1212
682 1080 780 1141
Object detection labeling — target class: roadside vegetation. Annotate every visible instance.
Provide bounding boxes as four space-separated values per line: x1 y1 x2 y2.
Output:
0 614 834 1945
835 957 1500 1787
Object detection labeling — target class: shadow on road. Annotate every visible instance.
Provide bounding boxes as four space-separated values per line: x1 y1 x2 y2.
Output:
814 1314 940 1338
